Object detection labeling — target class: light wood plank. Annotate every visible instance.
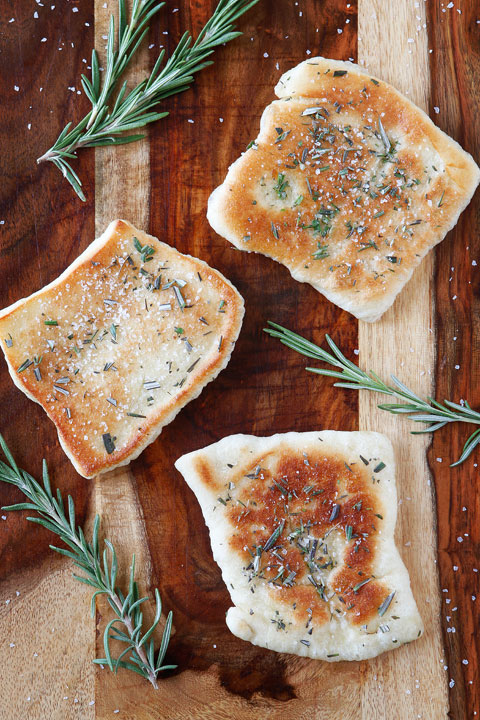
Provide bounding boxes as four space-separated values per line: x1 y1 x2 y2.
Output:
0 557 94 718
358 1 448 716
93 1 156 715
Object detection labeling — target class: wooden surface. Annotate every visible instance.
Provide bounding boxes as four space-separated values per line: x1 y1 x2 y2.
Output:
358 1 447 718
428 2 480 716
0 2 96 718
0 1 478 718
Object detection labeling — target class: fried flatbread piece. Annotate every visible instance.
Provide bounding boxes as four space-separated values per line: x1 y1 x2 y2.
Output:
175 431 423 661
208 57 480 321
0 220 244 477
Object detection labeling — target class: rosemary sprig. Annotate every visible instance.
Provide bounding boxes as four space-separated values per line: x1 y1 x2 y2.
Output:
264 322 480 467
37 0 259 201
0 435 175 688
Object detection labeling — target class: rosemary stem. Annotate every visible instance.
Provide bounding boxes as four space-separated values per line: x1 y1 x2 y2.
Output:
35 0 259 200
0 435 175 686
108 591 159 689
265 322 480 466
36 149 57 165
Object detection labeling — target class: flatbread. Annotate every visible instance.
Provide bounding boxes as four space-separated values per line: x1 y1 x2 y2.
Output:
0 220 244 478
208 57 480 322
175 431 423 661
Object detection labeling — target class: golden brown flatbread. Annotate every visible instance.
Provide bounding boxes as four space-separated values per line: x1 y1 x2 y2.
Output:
175 431 423 661
0 220 244 477
208 57 480 321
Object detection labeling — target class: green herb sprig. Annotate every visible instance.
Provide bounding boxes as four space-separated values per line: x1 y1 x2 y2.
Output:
0 435 174 688
37 0 259 201
264 322 480 467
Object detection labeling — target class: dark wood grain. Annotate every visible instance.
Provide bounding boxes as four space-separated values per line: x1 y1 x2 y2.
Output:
6 0 480 717
427 3 480 718
0 0 95 579
136 0 358 707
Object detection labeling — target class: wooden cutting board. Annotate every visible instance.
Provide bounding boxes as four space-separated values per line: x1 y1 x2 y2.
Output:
0 1 478 718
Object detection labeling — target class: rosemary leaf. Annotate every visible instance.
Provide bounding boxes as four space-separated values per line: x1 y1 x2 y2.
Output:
37 0 260 201
0 435 175 688
264 322 480 467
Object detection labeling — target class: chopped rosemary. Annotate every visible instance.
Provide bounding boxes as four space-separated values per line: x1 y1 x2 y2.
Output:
17 359 33 373
173 286 186 311
353 577 371 593
102 433 115 454
377 117 391 153
378 591 395 617
329 503 340 522
263 522 285 552
273 173 289 199
358 240 378 251
133 237 155 263
144 381 161 390
275 130 290 144
313 242 329 260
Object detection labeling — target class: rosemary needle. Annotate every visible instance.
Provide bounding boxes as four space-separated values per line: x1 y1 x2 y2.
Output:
264 322 480 467
0 435 175 688
37 0 260 201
